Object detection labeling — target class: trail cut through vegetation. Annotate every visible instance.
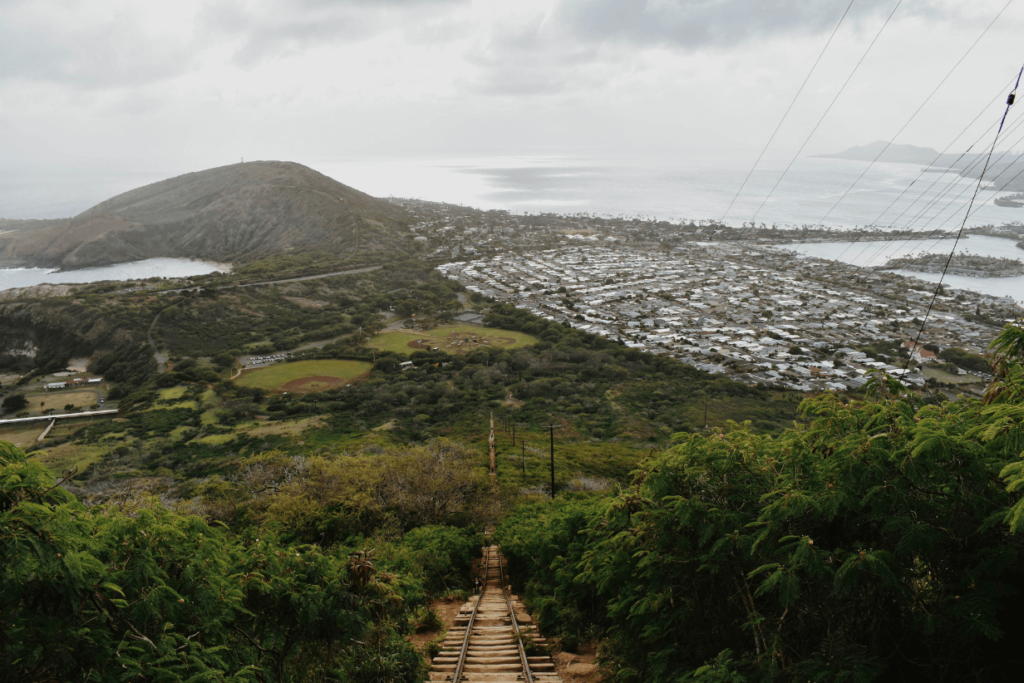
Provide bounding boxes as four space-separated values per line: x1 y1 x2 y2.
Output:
429 544 562 683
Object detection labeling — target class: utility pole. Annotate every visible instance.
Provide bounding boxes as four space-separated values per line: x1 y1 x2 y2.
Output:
522 440 526 476
543 424 556 499
511 419 516 447
489 411 496 477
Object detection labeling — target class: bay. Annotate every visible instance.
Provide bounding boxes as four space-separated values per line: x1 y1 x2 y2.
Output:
315 155 1024 228
778 234 1024 304
0 258 230 292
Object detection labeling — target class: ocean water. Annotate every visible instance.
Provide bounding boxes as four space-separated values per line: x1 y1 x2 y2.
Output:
778 234 1024 305
2 154 1023 298
5 155 1021 228
316 155 1024 304
316 155 1024 229
0 258 229 292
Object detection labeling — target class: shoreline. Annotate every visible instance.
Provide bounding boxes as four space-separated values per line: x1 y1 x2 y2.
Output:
0 258 232 295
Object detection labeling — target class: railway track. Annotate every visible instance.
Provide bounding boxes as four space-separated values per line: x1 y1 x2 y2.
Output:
429 544 562 682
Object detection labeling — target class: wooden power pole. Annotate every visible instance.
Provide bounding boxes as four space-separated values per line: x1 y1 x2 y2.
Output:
544 424 556 499
489 410 496 477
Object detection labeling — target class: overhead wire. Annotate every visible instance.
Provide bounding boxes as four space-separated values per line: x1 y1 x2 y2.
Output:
735 0 1014 299
901 65 1023 376
747 0 904 226
836 109 1024 282
802 84 1024 345
791 0 1014 237
785 75 1024 298
720 0 858 224
878 126 1024 268
826 72 1018 265
841 121 1023 276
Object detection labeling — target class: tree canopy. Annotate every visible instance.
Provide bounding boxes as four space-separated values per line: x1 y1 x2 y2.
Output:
496 324 1024 681
0 439 480 682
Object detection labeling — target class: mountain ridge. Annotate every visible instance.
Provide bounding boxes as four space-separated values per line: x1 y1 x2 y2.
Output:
0 161 413 270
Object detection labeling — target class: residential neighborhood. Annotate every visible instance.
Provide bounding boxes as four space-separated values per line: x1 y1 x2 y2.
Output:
438 239 1015 395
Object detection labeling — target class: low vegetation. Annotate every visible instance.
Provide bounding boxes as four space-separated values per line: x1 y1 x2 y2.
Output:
367 324 538 355
0 438 482 682
495 324 1024 681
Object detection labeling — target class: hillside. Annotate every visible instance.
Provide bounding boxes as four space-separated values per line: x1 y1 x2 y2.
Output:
0 161 413 269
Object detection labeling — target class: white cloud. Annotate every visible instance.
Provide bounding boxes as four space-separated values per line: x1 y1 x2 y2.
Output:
0 0 1021 178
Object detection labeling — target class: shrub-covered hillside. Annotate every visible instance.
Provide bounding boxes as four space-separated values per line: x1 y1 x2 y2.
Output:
496 323 1024 681
0 439 483 682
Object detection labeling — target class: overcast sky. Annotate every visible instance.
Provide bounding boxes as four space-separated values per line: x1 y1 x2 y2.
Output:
1 0 1022 177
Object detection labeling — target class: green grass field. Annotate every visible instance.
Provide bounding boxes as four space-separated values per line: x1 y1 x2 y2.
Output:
26 390 103 414
923 366 983 385
368 324 538 355
236 360 373 392
30 443 106 476
0 425 46 449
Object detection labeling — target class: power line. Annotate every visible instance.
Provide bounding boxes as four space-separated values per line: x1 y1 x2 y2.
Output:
777 2 1015 273
850 112 1024 277
807 100 1024 292
811 117 1024 339
720 0 857 224
797 0 1014 235
853 73 1018 234
748 0 904 225
902 65 1023 377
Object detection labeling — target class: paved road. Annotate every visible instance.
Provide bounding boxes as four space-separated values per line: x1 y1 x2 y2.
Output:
158 265 383 295
0 409 119 426
227 265 383 288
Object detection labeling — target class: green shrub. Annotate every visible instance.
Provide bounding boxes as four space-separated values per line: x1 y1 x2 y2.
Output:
424 631 448 660
0 441 425 682
412 606 444 632
496 356 1024 682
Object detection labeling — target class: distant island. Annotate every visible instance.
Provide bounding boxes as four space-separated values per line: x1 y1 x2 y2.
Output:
813 141 945 165
817 142 1024 192
879 252 1024 277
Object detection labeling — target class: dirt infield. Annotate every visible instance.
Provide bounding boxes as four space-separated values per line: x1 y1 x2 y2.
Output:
281 375 360 393
404 335 518 351
370 324 538 356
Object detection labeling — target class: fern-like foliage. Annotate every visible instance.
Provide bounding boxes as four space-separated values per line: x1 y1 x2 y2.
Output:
496 326 1024 682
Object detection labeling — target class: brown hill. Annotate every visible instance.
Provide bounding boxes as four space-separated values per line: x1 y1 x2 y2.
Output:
0 161 413 269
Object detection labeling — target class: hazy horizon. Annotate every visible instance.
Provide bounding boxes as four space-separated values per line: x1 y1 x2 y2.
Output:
3 1 1023 174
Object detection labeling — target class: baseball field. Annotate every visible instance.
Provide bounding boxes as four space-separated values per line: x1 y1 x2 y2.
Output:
236 359 373 392
368 324 537 355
